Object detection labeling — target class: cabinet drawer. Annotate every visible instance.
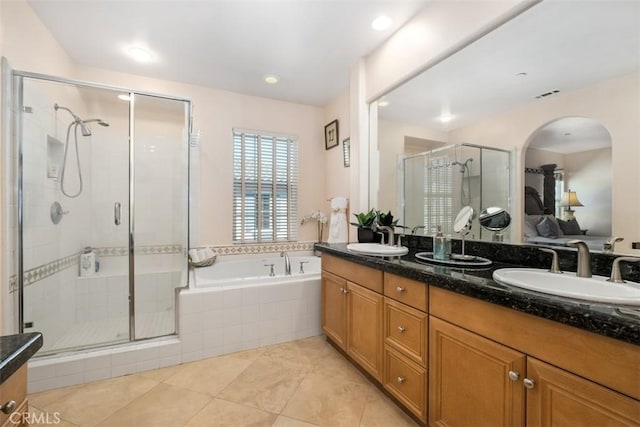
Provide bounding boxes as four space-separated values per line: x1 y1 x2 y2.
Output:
384 273 427 311
384 298 427 367
0 365 27 426
322 254 383 293
384 346 427 423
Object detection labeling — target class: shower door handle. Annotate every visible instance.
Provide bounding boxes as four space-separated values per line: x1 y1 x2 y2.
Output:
114 202 122 226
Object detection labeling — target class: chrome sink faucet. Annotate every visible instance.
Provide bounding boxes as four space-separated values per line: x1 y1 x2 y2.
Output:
539 248 562 274
411 225 425 235
280 251 291 275
607 257 640 283
604 236 624 253
377 226 395 246
566 240 591 278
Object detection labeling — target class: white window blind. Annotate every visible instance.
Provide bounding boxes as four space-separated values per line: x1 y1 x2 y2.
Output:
424 156 453 234
233 130 298 243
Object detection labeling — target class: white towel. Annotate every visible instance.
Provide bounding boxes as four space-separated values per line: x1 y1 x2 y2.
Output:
328 197 349 243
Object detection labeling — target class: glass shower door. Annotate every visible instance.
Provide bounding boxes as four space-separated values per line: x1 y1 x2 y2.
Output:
19 77 131 353
131 94 189 340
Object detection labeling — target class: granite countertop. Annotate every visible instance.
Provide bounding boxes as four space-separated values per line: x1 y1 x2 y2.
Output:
0 332 43 384
316 243 640 346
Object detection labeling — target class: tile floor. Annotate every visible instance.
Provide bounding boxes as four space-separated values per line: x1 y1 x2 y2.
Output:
28 336 419 427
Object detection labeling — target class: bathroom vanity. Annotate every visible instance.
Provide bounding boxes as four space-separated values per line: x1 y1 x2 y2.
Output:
0 333 43 426
317 244 639 426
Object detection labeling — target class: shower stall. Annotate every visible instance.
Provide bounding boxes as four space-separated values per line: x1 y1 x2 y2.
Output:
401 143 511 241
5 70 191 355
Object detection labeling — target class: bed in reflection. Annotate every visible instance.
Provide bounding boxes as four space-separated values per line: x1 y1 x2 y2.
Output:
523 186 608 251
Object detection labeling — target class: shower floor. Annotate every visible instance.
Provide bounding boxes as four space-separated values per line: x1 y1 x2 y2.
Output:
48 310 175 353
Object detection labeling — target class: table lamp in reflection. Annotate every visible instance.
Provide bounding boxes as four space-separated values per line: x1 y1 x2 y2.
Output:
560 190 583 221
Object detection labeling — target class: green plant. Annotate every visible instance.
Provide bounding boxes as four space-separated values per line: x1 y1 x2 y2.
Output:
376 210 398 227
351 209 377 228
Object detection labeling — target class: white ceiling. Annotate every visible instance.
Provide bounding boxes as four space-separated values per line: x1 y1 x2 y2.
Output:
378 0 640 132
26 0 427 106
528 117 611 154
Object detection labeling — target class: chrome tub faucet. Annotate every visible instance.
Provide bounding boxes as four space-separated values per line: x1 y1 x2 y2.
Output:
281 251 291 276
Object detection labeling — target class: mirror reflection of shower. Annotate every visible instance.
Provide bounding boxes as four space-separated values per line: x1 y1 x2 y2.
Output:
452 157 473 206
54 103 109 198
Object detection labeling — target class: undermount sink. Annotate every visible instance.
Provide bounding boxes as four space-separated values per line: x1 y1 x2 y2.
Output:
492 268 640 306
346 243 408 257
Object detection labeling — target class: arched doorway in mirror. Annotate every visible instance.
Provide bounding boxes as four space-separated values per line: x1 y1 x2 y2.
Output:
523 117 612 250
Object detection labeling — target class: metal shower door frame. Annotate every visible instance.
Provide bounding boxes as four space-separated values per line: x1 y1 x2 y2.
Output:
11 70 192 343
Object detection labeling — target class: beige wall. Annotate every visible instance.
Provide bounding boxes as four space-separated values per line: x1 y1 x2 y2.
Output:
1 0 328 331
2 0 327 248
376 119 448 215
365 0 537 101
564 148 612 236
323 91 351 239
449 72 639 254
1 0 80 333
355 0 536 236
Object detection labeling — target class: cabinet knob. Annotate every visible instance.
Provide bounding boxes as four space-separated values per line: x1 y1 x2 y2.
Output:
508 370 520 381
397 326 406 333
396 286 405 293
523 378 535 389
397 376 406 384
1 400 17 414
340 288 349 295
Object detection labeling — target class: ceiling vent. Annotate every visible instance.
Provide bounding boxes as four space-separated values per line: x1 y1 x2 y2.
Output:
535 89 560 99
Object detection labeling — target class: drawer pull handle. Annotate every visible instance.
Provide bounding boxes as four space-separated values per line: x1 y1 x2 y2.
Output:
397 326 406 333
508 371 520 381
396 287 405 293
1 400 16 414
340 288 349 295
397 376 406 384
523 378 535 389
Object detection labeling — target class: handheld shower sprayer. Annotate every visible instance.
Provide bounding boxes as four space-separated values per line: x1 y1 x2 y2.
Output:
53 103 109 197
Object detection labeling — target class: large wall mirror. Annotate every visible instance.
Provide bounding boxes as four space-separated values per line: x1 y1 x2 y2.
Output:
369 0 639 253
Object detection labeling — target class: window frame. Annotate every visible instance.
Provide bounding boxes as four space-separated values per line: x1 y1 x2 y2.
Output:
232 129 298 243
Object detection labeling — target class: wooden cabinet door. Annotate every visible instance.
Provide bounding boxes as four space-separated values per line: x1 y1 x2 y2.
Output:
321 271 347 349
429 317 526 427
526 358 640 427
347 281 384 381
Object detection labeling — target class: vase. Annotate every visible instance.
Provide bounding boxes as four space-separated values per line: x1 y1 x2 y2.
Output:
357 228 381 243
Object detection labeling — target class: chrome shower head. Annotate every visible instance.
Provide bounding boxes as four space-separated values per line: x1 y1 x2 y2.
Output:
452 158 473 173
54 103 81 122
83 118 110 127
55 104 109 137
79 121 92 137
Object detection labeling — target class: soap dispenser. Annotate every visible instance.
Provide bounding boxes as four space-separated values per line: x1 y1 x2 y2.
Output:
433 226 450 260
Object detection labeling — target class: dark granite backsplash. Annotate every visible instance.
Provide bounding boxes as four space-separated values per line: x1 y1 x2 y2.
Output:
402 235 640 282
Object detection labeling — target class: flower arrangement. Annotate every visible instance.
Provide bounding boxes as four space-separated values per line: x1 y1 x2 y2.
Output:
301 210 328 243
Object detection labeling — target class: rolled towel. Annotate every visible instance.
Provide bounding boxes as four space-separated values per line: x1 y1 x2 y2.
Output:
328 196 349 243
331 196 348 211
189 248 202 263
203 247 216 259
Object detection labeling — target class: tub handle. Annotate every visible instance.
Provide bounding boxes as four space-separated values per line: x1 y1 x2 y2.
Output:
299 261 309 274
264 264 275 277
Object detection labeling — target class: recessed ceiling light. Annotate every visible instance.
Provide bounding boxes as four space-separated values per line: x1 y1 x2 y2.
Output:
126 46 153 62
516 72 528 77
371 15 392 31
439 114 453 123
117 94 131 101
264 74 279 84
378 100 389 107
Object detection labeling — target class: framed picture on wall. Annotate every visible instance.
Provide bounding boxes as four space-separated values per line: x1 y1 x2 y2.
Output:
324 120 339 150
